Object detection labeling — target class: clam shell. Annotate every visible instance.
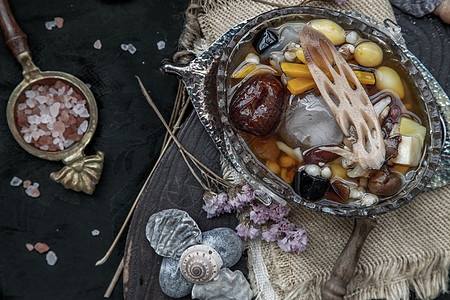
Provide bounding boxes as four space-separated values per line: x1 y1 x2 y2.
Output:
202 228 242 268
191 268 253 300
179 245 223 284
146 209 202 259
159 257 193 298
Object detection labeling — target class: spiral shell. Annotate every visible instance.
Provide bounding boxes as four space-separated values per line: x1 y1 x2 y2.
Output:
179 245 223 284
146 209 202 259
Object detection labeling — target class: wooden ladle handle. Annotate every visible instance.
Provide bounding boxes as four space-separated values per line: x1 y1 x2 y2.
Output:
0 0 29 57
322 217 377 300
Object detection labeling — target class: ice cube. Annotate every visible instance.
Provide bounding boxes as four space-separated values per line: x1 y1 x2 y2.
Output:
279 94 344 149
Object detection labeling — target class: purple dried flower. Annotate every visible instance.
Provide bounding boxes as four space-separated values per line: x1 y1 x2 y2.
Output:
241 184 255 203
202 191 228 218
236 223 260 240
249 203 271 224
268 202 290 222
261 224 281 242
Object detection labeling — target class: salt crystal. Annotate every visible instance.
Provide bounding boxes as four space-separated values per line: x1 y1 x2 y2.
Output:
10 176 23 186
63 139 74 148
79 108 90 118
57 86 65 96
49 87 57 94
40 145 49 151
18 103 27 110
157 40 166 50
25 243 34 251
38 86 44 92
32 182 39 188
58 142 64 150
54 17 64 29
142 61 145 64
128 43 137 54
23 180 31 188
36 96 47 105
120 43 129 51
30 124 37 131
51 131 59 138
53 121 65 133
53 137 60 144
93 39 102 50
31 130 41 141
25 185 40 198
24 134 32 143
37 129 46 137
85 83 91 89
24 109 32 115
25 90 35 98
91 229 100 236
34 242 49 253
40 114 51 124
46 251 57 266
50 102 61 117
67 87 73 96
72 103 84 116
45 21 56 30
25 98 35 108
79 120 88 133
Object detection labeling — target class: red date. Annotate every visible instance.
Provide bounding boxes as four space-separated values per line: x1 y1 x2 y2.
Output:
229 75 284 136
303 147 340 165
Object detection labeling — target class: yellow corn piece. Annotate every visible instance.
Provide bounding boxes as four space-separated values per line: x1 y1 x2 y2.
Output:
295 48 306 64
231 64 281 78
281 62 375 86
280 62 312 78
286 78 316 95
353 70 375 85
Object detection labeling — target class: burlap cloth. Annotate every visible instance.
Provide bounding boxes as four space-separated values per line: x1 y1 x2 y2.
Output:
182 0 450 299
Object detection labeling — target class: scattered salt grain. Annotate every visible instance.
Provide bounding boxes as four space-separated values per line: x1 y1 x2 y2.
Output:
120 43 137 54
10 176 23 187
54 17 64 29
93 39 102 50
34 242 50 254
128 43 137 54
91 229 100 236
45 21 56 30
25 184 40 198
157 40 166 50
23 180 31 188
46 251 57 266
25 243 34 251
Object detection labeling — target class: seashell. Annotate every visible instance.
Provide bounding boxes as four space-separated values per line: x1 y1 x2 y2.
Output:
179 245 223 284
50 151 104 194
159 257 193 298
202 228 243 268
191 268 253 300
146 209 202 259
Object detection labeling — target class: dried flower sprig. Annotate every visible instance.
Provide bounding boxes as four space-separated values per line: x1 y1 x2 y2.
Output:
203 184 308 255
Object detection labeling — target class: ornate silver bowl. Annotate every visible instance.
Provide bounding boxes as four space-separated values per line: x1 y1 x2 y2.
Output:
162 7 449 217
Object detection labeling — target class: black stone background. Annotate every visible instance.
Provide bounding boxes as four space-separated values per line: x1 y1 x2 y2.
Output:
0 0 448 299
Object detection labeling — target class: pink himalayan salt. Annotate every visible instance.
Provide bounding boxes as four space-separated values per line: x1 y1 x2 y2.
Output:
34 242 50 254
25 243 34 251
23 180 31 188
54 17 64 29
25 185 40 198
16 80 90 152
53 121 65 133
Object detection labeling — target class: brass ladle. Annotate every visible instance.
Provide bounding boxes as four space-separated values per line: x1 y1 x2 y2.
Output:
0 0 104 194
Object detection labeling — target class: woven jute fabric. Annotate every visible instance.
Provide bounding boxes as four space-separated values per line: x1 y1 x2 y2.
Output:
182 0 450 299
